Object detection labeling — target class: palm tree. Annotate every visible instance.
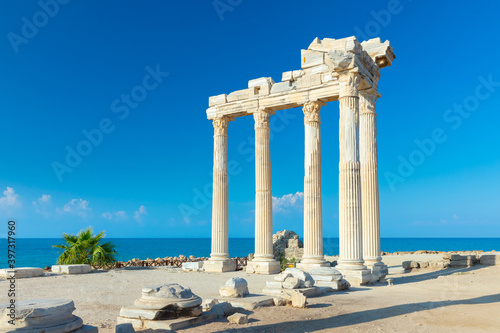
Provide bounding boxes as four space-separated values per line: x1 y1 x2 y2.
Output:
53 227 118 268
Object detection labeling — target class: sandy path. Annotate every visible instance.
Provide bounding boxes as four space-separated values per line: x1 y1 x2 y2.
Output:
1 255 499 332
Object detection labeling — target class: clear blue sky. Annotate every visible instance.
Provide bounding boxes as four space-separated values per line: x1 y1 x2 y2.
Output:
1 0 499 238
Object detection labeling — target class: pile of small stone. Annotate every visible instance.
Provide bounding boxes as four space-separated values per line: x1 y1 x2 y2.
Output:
0 299 97 332
262 268 320 303
117 283 215 331
310 267 350 291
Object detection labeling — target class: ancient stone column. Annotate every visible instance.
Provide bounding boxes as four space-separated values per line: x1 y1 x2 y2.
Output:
204 116 236 273
247 109 280 275
336 70 371 285
297 101 328 272
360 91 388 281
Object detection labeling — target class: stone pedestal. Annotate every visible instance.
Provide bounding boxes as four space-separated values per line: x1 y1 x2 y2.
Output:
299 101 327 271
336 70 371 285
204 259 236 273
249 110 279 274
246 260 280 275
336 267 372 286
206 116 233 272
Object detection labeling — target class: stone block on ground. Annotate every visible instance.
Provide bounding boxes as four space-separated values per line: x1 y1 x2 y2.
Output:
134 283 202 310
182 261 203 272
52 264 91 275
280 268 315 288
143 312 217 331
282 276 300 289
480 254 500 265
115 323 135 333
402 261 419 270
227 295 274 310
310 267 343 282
0 267 43 279
290 291 307 308
202 299 219 312
219 277 249 298
315 279 350 291
208 302 234 318
228 313 248 324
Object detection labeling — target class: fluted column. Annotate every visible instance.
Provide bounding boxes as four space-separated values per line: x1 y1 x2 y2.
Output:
247 109 280 274
360 91 387 280
205 116 236 272
253 110 274 261
337 70 370 284
297 101 328 271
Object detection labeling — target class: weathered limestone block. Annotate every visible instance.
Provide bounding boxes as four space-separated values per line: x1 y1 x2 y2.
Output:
134 283 202 310
0 299 94 332
315 279 350 291
228 313 248 324
282 276 300 289
310 64 329 75
402 261 419 270
480 254 500 265
115 323 135 333
219 278 249 298
285 248 304 260
310 267 343 282
282 71 293 82
202 299 218 312
182 261 203 272
227 89 250 102
142 313 217 331
290 291 307 308
248 77 274 88
270 81 296 94
208 94 227 107
280 268 315 288
296 74 322 89
418 261 429 269
301 49 324 69
273 297 286 306
208 302 234 318
0 267 43 279
52 264 91 275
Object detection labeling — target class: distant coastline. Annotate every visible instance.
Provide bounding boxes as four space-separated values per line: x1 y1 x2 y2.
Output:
1 237 499 269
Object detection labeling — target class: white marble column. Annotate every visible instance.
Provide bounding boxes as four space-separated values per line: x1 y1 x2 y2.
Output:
336 70 371 285
297 101 328 272
205 116 236 272
360 91 387 281
247 109 280 274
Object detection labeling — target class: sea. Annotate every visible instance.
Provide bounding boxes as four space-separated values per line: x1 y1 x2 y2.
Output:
1 238 499 269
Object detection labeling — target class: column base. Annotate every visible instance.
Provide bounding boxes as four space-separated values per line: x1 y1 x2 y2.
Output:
203 259 236 273
366 263 388 282
296 262 330 272
246 260 280 275
336 267 372 286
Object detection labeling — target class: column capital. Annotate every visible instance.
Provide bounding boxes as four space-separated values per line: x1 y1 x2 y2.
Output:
338 70 361 98
303 100 325 123
213 116 232 135
359 91 378 115
253 109 273 129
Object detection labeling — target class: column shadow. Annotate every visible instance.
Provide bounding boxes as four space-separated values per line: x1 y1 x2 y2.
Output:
211 293 500 333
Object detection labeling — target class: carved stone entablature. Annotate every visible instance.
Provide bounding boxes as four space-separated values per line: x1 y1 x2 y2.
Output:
206 36 395 120
213 116 232 135
303 100 325 123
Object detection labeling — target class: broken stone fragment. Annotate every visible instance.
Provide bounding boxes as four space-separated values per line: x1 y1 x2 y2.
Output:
219 277 249 298
134 283 202 310
228 313 248 324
